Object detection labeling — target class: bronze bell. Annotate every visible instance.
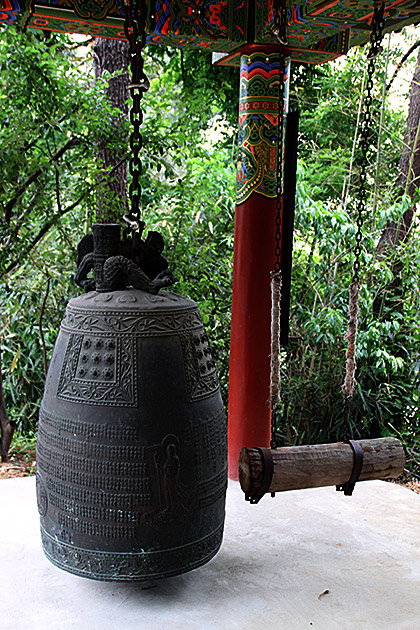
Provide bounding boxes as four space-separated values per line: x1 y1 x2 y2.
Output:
36 224 227 581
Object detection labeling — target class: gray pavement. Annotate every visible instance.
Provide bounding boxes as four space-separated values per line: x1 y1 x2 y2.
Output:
1 477 419 629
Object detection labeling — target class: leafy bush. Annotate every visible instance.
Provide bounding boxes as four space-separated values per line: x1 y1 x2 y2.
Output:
1 29 419 481
276 168 419 475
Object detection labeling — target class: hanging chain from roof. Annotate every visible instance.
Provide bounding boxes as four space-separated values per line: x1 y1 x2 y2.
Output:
342 3 385 435
273 0 288 275
123 0 150 236
352 3 385 286
269 0 288 450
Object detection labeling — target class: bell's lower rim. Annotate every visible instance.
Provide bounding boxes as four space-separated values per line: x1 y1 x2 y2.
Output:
40 523 224 582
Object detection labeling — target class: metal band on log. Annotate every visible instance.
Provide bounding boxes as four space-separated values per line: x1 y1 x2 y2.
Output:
238 438 405 498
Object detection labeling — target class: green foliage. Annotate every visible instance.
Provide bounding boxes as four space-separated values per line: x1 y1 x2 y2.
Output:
274 34 419 476
138 49 237 401
0 28 102 435
8 429 37 457
1 223 80 433
291 43 403 202
0 28 125 278
0 27 419 479
148 153 235 401
0 33 236 433
276 164 419 475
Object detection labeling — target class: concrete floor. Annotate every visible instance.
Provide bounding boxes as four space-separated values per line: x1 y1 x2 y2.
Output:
1 477 419 630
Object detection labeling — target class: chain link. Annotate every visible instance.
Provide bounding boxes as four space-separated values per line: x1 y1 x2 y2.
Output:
123 0 150 236
341 4 385 443
353 3 385 284
270 0 288 450
273 0 287 275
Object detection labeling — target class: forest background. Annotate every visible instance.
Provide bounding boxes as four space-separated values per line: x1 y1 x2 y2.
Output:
0 23 419 479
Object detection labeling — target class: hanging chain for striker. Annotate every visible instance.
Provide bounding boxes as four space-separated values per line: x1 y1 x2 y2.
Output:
123 0 150 235
342 3 385 438
269 0 288 449
352 3 385 285
273 0 288 275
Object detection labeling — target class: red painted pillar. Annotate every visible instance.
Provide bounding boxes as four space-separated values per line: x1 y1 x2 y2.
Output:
228 52 290 480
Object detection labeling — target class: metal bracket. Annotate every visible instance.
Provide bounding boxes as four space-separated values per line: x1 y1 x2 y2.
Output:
246 447 274 504
336 439 364 497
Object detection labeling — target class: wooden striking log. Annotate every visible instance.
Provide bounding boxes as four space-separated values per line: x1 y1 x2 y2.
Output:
239 438 405 497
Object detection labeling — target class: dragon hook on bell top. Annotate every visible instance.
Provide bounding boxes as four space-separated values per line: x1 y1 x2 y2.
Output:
75 223 177 294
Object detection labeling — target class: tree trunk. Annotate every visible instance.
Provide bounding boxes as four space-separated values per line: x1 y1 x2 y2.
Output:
0 345 16 462
377 48 420 253
92 39 130 223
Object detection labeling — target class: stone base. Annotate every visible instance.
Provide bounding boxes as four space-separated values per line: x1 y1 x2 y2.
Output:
1 477 420 629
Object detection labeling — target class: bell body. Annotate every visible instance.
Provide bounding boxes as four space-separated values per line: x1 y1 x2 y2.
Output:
36 289 227 581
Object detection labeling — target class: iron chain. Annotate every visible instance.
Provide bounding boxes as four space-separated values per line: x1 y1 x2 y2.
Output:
270 1 288 450
353 3 385 283
341 3 385 443
123 0 150 235
273 0 288 275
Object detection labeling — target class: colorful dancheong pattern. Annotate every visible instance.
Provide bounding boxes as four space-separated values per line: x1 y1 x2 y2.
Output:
1 0 420 65
236 52 290 204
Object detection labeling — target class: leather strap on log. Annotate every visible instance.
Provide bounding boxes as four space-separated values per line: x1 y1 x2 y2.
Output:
336 439 364 496
239 437 405 500
245 447 274 504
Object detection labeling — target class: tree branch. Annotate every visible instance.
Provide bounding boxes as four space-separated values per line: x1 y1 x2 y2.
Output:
47 135 64 216
386 40 420 94
69 37 94 50
2 153 129 278
39 271 51 376
4 137 82 224
4 191 41 249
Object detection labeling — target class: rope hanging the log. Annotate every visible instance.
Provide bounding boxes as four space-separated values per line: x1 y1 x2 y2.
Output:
342 280 360 399
270 271 282 410
239 3 407 507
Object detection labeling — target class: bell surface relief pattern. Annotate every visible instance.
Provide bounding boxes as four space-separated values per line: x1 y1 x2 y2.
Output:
36 288 227 581
40 524 224 581
37 402 227 580
57 333 137 406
